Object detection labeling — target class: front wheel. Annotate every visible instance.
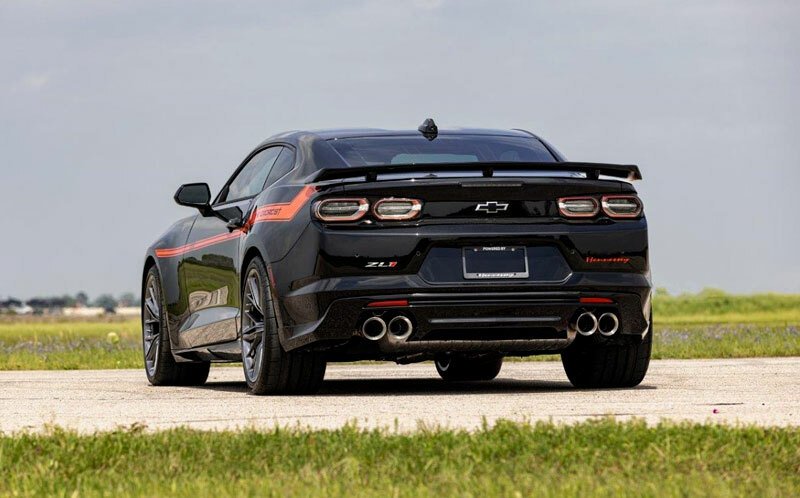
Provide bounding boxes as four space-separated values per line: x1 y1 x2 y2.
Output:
561 319 652 388
240 257 326 395
142 266 210 386
435 354 503 381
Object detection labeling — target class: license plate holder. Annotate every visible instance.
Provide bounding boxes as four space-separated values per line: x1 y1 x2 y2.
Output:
463 246 529 279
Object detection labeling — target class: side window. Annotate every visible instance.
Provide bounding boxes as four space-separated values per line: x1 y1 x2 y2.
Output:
223 147 281 202
265 147 296 187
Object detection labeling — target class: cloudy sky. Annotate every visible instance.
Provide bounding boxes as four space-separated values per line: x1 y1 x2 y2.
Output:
1 0 798 299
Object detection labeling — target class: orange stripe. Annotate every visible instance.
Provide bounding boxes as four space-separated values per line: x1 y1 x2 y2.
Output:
155 186 316 258
155 231 242 258
251 185 316 224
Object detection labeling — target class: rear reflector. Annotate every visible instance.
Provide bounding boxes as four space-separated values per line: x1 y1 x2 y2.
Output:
313 198 369 222
601 195 642 218
558 197 599 218
366 299 409 308
580 297 614 304
373 198 422 220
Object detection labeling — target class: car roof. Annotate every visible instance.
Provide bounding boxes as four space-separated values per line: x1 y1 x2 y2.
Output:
249 127 565 178
261 127 535 144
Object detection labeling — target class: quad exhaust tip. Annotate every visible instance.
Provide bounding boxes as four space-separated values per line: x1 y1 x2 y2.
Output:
388 315 414 340
575 311 599 336
361 316 387 341
598 312 619 336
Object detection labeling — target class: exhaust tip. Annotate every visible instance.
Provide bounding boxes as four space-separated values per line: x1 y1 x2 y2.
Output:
575 312 598 336
361 316 387 341
387 315 413 341
598 312 619 336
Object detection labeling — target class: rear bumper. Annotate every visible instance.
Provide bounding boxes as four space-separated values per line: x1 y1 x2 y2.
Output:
280 272 651 356
272 219 650 357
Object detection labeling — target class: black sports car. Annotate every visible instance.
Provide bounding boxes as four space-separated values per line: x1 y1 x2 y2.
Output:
142 119 652 394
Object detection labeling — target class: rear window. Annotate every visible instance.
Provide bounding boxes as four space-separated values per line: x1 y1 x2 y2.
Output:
328 135 556 167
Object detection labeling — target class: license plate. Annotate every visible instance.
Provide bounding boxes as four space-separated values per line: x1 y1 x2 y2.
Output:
463 246 529 279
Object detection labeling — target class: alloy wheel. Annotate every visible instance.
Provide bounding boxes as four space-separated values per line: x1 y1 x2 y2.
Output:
142 274 162 377
241 268 265 383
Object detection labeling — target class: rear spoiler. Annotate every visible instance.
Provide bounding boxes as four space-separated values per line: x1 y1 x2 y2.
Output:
312 161 642 183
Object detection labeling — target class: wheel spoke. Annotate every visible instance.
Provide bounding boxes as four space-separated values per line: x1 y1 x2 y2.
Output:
246 277 262 313
145 338 158 361
241 323 262 342
144 296 159 320
244 309 263 324
247 342 258 358
254 341 264 363
245 291 259 309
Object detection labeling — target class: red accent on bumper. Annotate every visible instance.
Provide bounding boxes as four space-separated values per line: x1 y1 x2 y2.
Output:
580 297 614 304
366 299 409 308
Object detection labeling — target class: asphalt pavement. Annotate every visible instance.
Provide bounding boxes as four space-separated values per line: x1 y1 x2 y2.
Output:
1 358 797 433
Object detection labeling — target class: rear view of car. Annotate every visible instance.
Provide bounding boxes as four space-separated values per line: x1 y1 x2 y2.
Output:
143 122 652 394
273 126 652 388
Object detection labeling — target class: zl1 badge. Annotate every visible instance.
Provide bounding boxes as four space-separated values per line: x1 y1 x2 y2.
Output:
365 261 398 268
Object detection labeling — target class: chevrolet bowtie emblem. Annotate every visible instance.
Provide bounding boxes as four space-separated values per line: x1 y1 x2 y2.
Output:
475 201 510 214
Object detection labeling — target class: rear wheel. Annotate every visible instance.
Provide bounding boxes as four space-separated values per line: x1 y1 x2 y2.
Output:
561 318 652 388
435 354 503 381
240 257 326 395
142 266 210 386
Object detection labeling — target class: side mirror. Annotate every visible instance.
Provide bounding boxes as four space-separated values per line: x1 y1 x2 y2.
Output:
174 183 211 211
173 183 244 228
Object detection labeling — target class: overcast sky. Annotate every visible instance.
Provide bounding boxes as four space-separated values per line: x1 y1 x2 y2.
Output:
1 0 798 299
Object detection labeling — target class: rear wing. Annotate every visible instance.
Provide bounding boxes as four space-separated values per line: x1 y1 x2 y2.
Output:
312 161 641 183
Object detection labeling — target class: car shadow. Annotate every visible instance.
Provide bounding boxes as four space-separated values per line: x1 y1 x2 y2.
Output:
198 377 655 396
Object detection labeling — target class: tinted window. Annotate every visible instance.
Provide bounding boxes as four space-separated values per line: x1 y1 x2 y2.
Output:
265 147 296 187
329 135 555 166
224 147 281 202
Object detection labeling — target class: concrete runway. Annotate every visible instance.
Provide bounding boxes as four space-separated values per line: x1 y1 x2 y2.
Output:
1 358 798 433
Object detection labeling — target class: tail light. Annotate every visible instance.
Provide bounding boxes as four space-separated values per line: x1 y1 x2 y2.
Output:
601 195 642 218
558 197 599 218
313 198 369 221
373 198 422 220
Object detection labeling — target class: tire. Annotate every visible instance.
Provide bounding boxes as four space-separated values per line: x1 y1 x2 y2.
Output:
142 266 210 386
240 256 326 395
561 318 652 388
435 354 503 382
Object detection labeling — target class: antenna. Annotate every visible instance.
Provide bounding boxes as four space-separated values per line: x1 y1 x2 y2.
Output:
417 118 438 141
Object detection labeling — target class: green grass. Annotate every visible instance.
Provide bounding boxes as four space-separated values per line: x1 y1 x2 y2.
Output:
653 289 800 325
1 419 798 497
0 319 141 370
0 290 798 370
653 324 800 359
0 319 140 342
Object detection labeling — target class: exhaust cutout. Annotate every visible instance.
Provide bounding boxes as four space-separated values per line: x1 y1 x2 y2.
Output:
361 316 387 341
387 315 413 341
574 312 598 336
598 312 619 336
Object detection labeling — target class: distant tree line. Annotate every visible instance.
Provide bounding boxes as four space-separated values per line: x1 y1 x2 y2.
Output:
0 292 140 314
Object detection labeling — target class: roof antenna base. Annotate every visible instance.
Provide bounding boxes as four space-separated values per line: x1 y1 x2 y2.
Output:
418 118 438 141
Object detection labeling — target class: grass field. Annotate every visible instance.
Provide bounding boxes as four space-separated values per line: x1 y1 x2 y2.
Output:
0 291 798 370
1 419 798 497
0 319 140 370
653 289 800 325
